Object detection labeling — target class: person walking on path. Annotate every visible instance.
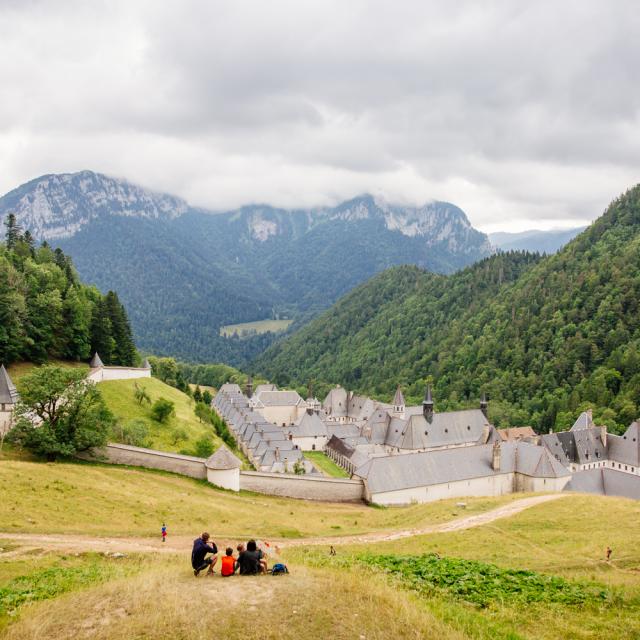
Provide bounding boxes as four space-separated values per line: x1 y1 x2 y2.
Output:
161 523 167 543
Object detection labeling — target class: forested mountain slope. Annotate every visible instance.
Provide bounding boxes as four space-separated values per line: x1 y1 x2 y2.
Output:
256 185 640 433
0 215 136 366
0 171 492 364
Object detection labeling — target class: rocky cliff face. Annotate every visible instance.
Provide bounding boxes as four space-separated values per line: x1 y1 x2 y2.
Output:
0 170 188 240
0 171 491 258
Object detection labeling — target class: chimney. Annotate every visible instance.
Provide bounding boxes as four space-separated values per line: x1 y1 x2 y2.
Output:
245 375 253 398
480 392 488 419
482 424 490 444
600 424 607 448
275 447 280 461
492 441 501 471
422 385 434 424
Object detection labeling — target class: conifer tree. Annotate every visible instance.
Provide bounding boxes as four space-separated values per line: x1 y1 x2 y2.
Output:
4 213 22 249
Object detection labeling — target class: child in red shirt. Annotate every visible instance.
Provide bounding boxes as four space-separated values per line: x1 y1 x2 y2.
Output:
221 547 236 577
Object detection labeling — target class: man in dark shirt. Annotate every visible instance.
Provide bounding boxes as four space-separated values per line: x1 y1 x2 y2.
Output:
191 532 218 577
236 539 266 575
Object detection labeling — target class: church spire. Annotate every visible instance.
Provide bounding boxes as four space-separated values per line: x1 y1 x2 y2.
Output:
423 384 434 423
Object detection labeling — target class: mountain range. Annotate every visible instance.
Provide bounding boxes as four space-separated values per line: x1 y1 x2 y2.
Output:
0 171 492 364
489 227 586 253
256 184 640 434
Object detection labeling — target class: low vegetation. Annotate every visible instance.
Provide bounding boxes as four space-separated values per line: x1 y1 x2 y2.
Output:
304 451 350 478
220 318 293 338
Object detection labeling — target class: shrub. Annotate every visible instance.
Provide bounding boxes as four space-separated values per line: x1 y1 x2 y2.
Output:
193 436 214 458
113 419 150 447
150 397 175 423
170 427 188 445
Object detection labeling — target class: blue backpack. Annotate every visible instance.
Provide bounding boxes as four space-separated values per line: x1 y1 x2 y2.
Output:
271 563 289 575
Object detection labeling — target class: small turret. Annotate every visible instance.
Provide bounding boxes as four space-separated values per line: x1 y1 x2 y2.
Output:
423 385 434 424
142 358 151 370
480 392 488 419
245 375 253 398
392 385 406 415
89 352 104 368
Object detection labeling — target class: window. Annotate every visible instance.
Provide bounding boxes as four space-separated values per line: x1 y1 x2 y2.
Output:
444 428 448 433
312 444 316 451
467 425 471 430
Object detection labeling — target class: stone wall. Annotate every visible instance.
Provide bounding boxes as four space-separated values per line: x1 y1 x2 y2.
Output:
86 443 207 479
239 470 364 502
87 367 151 383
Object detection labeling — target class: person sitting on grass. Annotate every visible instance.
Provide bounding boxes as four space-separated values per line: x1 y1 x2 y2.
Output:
221 547 236 577
237 539 267 575
191 532 218 577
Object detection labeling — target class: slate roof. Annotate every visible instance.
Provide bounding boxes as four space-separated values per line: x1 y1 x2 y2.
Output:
254 390 303 407
89 352 104 368
205 445 241 470
0 365 19 405
253 384 277 396
392 386 405 407
608 422 640 466
354 441 569 494
570 410 596 431
384 409 491 450
565 468 640 500
323 386 348 417
541 427 607 466
289 412 328 437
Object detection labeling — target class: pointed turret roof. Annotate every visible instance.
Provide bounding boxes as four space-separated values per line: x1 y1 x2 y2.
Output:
90 352 104 368
423 385 433 406
142 358 151 369
205 444 242 470
0 365 19 405
392 385 405 407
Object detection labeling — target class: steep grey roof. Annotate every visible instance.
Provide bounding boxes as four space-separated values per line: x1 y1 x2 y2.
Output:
205 445 241 470
289 412 328 437
385 409 491 450
326 423 361 439
326 434 355 458
323 386 349 417
570 410 595 431
253 383 277 396
254 390 303 407
565 468 640 500
392 386 405 407
541 427 607 466
89 352 104 368
0 365 19 404
608 423 640 466
355 441 569 494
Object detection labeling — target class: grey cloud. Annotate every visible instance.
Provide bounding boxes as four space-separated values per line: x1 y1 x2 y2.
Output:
0 0 639 230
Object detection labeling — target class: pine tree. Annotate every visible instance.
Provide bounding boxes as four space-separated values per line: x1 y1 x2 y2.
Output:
103 291 136 366
4 213 22 249
90 298 115 364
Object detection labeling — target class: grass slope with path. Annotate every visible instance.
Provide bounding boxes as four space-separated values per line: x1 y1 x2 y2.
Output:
303 451 350 478
2 459 640 639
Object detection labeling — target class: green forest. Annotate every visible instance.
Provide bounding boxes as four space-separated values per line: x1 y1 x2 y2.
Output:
0 214 136 367
256 185 640 434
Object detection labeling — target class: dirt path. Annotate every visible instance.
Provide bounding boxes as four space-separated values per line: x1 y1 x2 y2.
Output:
0 494 565 557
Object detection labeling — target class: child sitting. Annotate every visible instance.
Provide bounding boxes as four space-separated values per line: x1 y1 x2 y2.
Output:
221 547 236 577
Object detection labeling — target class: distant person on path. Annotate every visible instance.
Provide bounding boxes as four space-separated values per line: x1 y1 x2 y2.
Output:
191 532 218 577
161 523 167 543
221 548 236 577
236 539 266 575
606 546 613 561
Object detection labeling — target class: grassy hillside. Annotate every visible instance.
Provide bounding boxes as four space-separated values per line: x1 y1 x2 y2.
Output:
257 185 640 433
2 459 640 639
97 377 221 455
0 458 520 538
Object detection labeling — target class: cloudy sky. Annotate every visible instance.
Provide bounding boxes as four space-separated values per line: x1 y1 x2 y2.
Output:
1 1 638 232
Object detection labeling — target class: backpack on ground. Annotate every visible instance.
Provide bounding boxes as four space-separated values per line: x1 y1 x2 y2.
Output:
271 563 289 575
